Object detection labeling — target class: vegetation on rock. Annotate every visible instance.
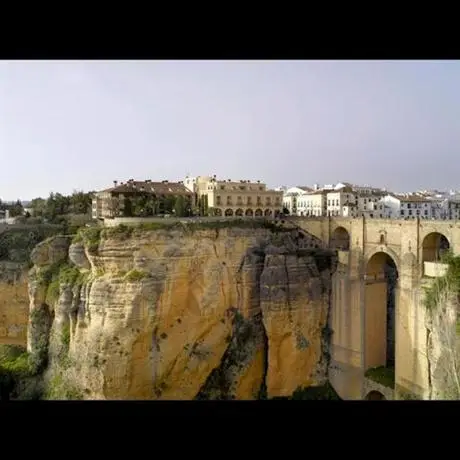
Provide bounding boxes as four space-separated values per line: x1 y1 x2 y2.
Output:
365 366 395 389
124 269 151 282
422 251 460 399
0 345 43 400
0 226 64 263
272 382 341 400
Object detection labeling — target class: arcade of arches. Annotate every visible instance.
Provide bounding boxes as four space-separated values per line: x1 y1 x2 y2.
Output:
288 217 459 400
220 208 274 217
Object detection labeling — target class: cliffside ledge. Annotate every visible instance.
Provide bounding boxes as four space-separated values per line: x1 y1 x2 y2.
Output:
22 219 338 399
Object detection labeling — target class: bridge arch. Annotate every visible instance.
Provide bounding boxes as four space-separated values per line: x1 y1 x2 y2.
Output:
235 208 244 217
365 390 386 400
331 226 350 251
422 231 450 263
364 251 399 372
245 209 253 217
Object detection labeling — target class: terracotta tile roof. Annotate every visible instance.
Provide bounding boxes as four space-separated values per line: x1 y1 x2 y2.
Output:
101 180 193 196
394 194 432 202
297 186 313 192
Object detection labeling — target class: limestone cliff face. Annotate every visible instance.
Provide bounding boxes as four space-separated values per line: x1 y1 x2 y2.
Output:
0 224 64 348
0 262 29 346
28 223 337 400
425 291 460 400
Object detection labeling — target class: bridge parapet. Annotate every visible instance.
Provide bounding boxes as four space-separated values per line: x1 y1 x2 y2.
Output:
423 261 448 278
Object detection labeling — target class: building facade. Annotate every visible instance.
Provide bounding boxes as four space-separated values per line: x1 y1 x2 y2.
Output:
296 189 331 217
282 186 312 215
184 176 283 217
379 194 437 220
92 179 194 220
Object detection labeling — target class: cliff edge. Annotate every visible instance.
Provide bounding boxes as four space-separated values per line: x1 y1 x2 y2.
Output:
27 220 337 400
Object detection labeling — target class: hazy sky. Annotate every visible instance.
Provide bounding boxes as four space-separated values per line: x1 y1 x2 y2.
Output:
1 60 459 201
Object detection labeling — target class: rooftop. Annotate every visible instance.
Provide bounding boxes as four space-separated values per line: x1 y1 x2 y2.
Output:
101 179 193 195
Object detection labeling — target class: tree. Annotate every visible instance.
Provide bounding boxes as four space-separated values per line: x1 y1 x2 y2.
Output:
29 198 47 217
163 196 176 214
8 200 24 217
69 190 92 214
174 196 187 217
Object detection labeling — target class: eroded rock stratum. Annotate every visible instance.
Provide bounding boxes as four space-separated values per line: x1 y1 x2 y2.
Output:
27 221 337 400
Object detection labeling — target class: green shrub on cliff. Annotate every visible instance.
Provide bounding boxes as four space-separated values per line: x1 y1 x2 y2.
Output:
124 269 150 282
270 382 341 400
103 224 134 240
45 373 83 400
0 345 36 400
102 219 291 239
78 227 102 253
365 366 395 389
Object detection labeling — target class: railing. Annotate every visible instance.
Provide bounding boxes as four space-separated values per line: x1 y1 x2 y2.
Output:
423 261 448 278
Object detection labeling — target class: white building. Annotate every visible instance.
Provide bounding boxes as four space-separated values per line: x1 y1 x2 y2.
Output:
282 186 312 215
379 194 437 220
297 188 332 217
442 198 460 220
326 186 356 217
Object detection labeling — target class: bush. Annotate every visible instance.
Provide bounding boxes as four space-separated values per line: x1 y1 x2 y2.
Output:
365 366 395 389
79 227 102 254
45 374 83 400
0 345 34 400
124 269 150 282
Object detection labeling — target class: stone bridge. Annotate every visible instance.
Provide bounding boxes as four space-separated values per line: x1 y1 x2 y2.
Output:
287 216 460 400
1 216 458 400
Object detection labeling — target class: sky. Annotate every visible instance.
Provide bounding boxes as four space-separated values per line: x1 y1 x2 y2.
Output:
1 60 459 201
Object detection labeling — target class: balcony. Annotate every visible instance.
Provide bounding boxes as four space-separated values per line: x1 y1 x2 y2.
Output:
423 261 448 278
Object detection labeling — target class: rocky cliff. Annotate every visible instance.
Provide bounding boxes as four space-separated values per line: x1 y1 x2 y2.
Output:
0 225 63 348
27 220 338 400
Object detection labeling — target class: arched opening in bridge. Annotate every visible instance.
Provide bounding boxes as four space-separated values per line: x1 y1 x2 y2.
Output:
331 226 350 251
214 208 222 216
255 209 263 217
422 232 450 277
224 209 233 217
365 252 398 371
422 232 450 263
365 390 386 401
235 208 243 216
245 209 253 217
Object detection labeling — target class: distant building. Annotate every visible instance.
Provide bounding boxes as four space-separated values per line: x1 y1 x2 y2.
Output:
379 194 436 220
282 186 313 215
92 179 194 220
184 175 283 217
